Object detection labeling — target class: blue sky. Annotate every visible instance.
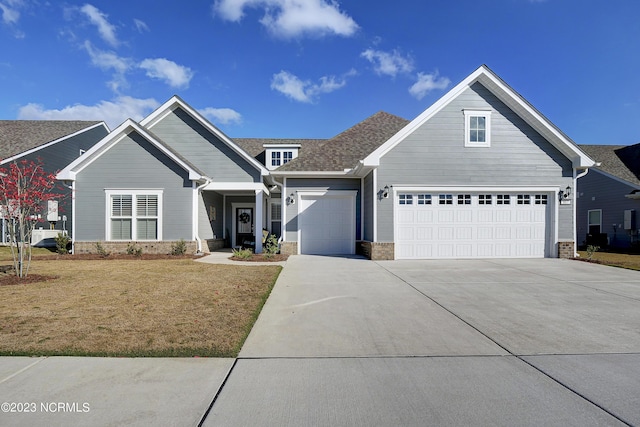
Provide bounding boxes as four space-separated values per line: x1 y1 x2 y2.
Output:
1 0 638 145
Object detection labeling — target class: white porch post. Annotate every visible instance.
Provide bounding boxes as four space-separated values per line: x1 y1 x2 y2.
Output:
254 189 264 253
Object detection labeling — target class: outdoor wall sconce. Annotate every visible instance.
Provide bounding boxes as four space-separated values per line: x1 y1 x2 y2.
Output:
382 185 390 199
286 193 296 205
558 185 571 203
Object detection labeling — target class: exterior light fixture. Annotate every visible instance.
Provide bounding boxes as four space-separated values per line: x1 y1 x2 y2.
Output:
558 185 571 202
382 185 390 199
287 193 296 205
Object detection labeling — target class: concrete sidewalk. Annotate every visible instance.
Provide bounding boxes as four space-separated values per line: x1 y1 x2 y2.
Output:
204 256 640 426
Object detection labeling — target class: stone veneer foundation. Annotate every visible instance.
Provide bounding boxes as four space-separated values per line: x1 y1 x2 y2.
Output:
279 241 298 256
74 240 198 255
359 241 395 260
558 240 575 259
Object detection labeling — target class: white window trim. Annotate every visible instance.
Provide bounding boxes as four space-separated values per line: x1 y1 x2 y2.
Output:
463 109 492 147
105 189 163 241
588 209 602 233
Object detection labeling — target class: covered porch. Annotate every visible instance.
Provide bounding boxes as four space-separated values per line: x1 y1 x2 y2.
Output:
199 182 281 254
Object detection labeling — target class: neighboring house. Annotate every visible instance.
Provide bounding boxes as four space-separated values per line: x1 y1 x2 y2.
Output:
0 120 110 245
577 144 640 249
57 65 596 259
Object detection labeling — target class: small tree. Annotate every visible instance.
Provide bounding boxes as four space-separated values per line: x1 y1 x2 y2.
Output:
0 159 57 277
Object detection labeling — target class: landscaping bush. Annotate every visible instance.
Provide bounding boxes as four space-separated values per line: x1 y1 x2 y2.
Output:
54 233 71 255
126 243 143 257
232 247 253 260
170 239 187 256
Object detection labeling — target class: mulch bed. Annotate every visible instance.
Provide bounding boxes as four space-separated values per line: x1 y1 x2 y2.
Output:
0 273 59 286
229 254 289 262
31 253 199 261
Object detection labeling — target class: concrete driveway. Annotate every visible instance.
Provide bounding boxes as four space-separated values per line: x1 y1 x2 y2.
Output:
205 256 640 426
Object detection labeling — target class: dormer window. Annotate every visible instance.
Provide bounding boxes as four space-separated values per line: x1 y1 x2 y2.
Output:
264 143 301 170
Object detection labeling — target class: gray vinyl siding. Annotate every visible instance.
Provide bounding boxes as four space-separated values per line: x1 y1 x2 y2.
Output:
577 169 640 248
363 172 374 241
376 82 574 241
284 178 361 242
14 124 108 238
74 131 193 241
148 108 261 182
199 191 224 240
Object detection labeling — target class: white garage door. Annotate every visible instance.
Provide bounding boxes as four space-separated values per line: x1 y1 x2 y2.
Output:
395 192 551 259
299 192 356 255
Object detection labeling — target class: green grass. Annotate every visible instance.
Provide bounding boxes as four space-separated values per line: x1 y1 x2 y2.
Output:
577 251 640 271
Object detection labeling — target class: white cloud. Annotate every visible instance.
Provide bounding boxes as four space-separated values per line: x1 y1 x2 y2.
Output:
82 41 131 92
199 107 242 125
0 2 20 25
408 71 451 100
138 58 194 89
80 4 119 47
134 18 149 33
271 70 348 103
361 48 414 77
17 96 160 129
213 0 358 38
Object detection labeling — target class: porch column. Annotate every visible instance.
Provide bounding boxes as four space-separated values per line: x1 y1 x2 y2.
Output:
254 189 264 253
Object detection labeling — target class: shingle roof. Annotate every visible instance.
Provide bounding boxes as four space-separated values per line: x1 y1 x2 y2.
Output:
234 138 326 159
0 120 102 160
275 111 409 172
579 144 640 186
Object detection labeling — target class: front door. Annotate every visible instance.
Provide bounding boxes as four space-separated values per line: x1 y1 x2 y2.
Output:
236 207 254 249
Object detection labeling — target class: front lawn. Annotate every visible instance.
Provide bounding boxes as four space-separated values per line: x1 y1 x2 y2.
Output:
576 251 640 271
0 258 281 357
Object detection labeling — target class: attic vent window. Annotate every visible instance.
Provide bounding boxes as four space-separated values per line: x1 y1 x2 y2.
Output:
463 110 492 147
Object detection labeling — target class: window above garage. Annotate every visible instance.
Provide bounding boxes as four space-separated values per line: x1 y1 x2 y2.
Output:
463 110 492 147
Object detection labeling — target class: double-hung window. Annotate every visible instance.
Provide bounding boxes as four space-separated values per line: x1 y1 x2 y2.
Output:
464 110 492 147
107 190 162 241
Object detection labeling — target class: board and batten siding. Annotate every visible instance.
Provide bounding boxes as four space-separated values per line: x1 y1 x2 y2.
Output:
285 178 361 243
577 169 640 248
21 125 109 238
74 131 193 241
376 82 574 242
147 108 261 182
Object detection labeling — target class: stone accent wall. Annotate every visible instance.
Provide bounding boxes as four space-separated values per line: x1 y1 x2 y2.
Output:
280 241 298 256
358 241 395 260
73 240 198 255
205 238 225 252
558 240 575 259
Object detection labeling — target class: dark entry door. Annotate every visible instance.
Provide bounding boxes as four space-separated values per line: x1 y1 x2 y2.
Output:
236 207 254 249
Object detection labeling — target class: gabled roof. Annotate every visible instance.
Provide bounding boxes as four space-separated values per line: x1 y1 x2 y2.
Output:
274 111 409 173
0 120 108 162
363 65 596 169
579 144 640 186
140 96 269 176
57 119 205 182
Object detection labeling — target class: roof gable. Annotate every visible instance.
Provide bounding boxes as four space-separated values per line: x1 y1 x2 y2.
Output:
140 96 268 176
0 121 108 163
363 65 595 169
57 119 204 181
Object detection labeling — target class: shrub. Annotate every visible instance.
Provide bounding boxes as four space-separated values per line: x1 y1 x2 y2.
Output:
54 233 71 255
126 243 143 257
170 239 187 256
95 241 109 257
586 245 600 260
232 247 253 259
263 234 279 258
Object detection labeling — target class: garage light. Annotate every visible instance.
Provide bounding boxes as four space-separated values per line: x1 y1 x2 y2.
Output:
558 185 571 201
382 185 390 199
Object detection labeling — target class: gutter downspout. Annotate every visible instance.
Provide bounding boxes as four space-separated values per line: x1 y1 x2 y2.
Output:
61 181 75 254
194 178 212 254
574 167 591 257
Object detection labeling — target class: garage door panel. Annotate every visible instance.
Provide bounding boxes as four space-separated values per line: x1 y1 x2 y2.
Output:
396 192 550 259
300 194 355 255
